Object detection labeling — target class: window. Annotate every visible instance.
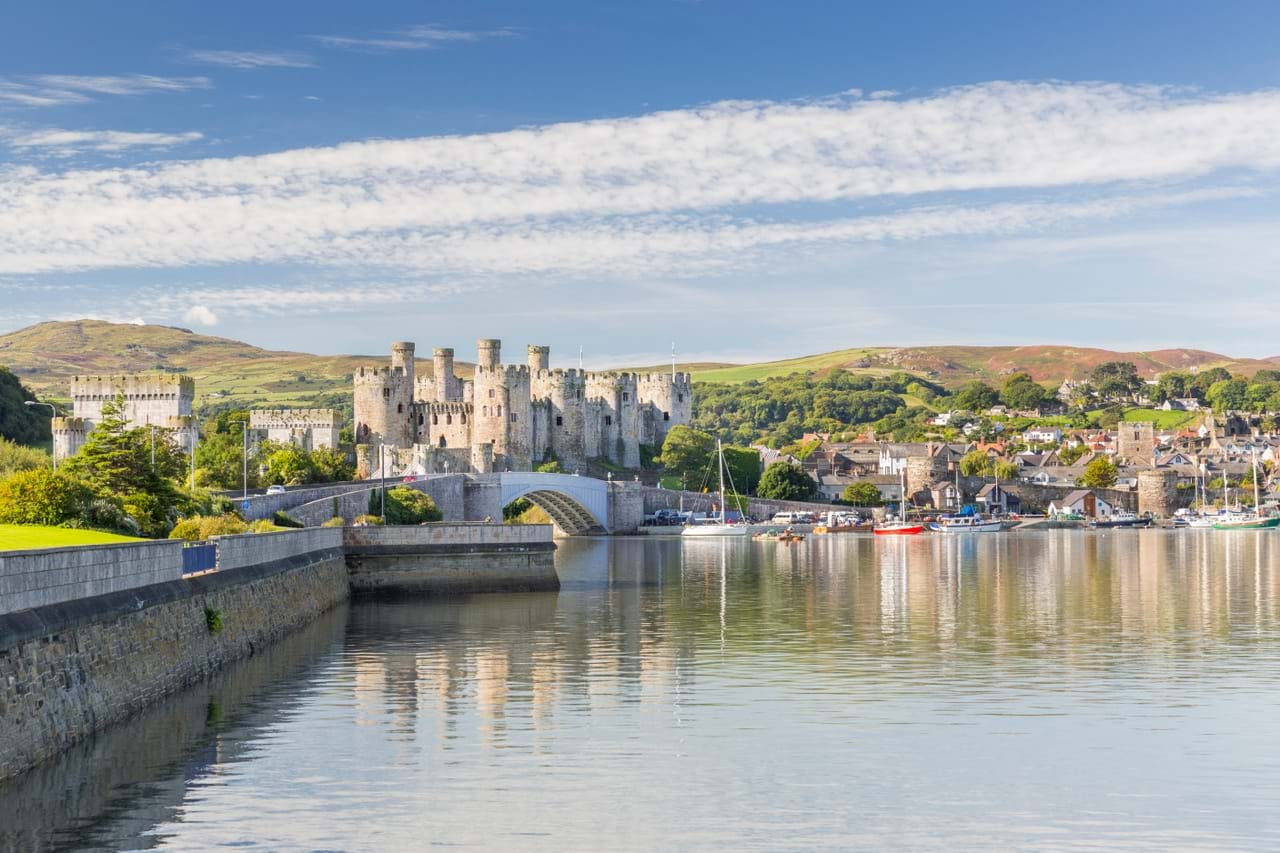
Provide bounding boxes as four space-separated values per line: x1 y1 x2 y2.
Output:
511 413 518 423
397 403 403 413
461 413 467 424
555 415 563 426
438 436 447 448
418 414 424 425
622 392 629 401
677 393 684 403
383 388 390 399
663 411 670 421
497 405 503 416
432 413 438 425
489 388 495 398
605 415 613 426
446 414 452 425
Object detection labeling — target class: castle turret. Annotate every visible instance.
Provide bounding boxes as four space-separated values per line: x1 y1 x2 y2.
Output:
586 372 640 468
528 345 550 372
637 371 692 446
391 341 416 388
52 417 88 462
478 338 501 371
432 347 459 401
353 342 416 454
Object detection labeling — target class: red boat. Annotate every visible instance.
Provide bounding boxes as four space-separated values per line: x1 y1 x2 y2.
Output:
874 521 924 536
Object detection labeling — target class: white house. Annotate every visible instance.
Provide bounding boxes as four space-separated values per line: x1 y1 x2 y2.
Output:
1024 427 1063 444
1048 489 1115 519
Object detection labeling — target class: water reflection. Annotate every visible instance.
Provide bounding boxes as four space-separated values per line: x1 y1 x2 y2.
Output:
5 531 1280 851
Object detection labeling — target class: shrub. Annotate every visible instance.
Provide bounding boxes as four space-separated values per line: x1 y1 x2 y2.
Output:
0 436 50 479
0 468 103 527
168 513 251 541
168 517 204 541
205 607 224 634
272 510 304 528
353 514 384 526
249 519 279 533
321 516 346 527
383 486 443 524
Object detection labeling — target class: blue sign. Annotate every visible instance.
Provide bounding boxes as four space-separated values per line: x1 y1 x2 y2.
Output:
242 499 250 511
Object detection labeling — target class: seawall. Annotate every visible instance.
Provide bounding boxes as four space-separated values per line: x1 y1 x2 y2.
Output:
344 523 558 596
0 523 553 782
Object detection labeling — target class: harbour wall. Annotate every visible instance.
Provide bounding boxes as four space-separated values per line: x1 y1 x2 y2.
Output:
344 523 558 596
0 524 555 782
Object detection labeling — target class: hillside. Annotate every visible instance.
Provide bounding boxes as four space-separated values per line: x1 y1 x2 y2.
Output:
0 320 471 411
2 321 1277 414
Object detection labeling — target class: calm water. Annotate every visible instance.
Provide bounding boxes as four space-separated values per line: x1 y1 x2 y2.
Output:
5 531 1280 851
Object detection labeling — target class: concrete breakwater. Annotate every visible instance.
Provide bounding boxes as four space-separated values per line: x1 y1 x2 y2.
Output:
0 523 555 782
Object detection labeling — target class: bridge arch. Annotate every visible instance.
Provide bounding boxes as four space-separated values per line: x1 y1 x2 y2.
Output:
498 472 610 536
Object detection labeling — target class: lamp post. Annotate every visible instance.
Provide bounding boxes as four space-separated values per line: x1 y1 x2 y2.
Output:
242 422 248 500
23 400 57 471
379 445 386 520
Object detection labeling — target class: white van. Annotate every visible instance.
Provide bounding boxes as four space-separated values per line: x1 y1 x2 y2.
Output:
771 511 802 524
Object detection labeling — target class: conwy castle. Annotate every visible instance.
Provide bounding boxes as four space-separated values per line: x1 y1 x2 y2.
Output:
354 339 692 477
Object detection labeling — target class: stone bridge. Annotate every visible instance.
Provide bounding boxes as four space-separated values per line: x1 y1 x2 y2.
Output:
256 472 645 536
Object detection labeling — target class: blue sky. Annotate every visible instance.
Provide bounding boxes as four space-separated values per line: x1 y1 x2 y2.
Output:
3 1 1280 363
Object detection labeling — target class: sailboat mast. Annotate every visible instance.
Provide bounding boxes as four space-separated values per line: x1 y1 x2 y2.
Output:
717 438 727 524
1253 448 1261 516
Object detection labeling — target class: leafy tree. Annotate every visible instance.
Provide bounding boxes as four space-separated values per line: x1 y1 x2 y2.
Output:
954 381 1000 412
1078 455 1119 488
1001 373 1050 412
1253 369 1280 385
0 366 53 446
381 486 443 524
194 410 257 490
0 468 101 526
311 447 355 482
0 436 50 479
1207 378 1248 413
993 460 1020 481
262 443 315 486
1090 362 1141 401
658 425 715 486
841 481 883 506
1059 443 1089 465
721 446 762 495
959 450 994 477
756 461 817 501
1189 367 1232 400
61 393 192 536
535 459 563 474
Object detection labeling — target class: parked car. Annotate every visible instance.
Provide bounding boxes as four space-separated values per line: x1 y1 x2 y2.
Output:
266 484 287 495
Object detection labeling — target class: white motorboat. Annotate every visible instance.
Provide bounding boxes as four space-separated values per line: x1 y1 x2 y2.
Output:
929 514 1004 533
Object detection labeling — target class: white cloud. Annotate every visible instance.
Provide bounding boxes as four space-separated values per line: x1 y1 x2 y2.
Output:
1 81 1279 280
182 304 219 326
184 49 314 69
6 128 204 154
0 74 209 107
312 24 517 52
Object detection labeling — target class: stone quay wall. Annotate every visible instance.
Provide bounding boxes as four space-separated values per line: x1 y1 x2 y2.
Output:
0 530 348 782
344 523 558 597
0 541 183 616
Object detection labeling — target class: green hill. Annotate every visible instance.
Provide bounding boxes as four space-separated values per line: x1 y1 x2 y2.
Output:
2 321 1277 415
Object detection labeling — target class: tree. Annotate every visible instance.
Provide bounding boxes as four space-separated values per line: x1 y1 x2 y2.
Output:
1090 362 1141 401
61 393 191 536
381 486 443 524
756 461 817 501
658 425 716 486
0 366 53 446
954 381 1000 412
1059 443 1089 465
841 481 883 506
721 446 762 495
0 468 100 526
262 443 315 486
194 410 257 490
1207 378 1249 413
959 450 994 478
0 436 50 479
993 460 1020 481
1001 373 1049 412
1078 455 1119 488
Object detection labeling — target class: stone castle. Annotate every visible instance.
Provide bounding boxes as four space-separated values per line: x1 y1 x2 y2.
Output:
53 375 198 461
353 339 691 476
248 409 341 451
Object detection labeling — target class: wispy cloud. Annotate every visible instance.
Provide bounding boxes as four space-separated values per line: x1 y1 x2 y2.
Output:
4 128 203 154
0 74 209 107
184 49 315 70
311 23 517 52
1 82 1279 280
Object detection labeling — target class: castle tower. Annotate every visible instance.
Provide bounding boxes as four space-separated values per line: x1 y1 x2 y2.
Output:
637 371 692 446
390 341 416 388
432 347 459 402
52 417 88 462
478 338 501 371
353 342 416 455
586 372 640 468
1117 421 1155 467
528 345 550 372
547 370 586 468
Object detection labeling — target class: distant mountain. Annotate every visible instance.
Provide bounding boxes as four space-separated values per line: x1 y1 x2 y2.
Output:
2 321 1276 412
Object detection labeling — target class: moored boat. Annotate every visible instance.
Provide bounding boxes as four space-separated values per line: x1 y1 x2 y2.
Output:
928 514 1004 533
682 438 751 537
1090 510 1152 529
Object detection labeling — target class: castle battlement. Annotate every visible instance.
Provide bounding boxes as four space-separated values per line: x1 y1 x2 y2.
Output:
251 408 340 428
51 417 88 432
355 337 693 476
71 374 194 399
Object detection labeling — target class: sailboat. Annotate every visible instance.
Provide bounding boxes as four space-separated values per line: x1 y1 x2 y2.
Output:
875 459 924 536
683 438 751 537
1186 463 1218 528
1213 449 1279 530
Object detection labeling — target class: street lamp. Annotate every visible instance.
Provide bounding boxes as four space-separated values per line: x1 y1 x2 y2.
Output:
242 422 249 500
24 400 57 471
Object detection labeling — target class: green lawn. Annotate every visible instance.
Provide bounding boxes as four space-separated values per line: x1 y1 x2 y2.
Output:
691 348 886 384
1122 408 1197 429
0 524 147 551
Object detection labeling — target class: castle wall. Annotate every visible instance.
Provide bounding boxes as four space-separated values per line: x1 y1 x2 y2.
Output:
249 409 340 451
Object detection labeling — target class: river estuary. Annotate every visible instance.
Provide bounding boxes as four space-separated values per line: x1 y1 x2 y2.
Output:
3 530 1280 851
